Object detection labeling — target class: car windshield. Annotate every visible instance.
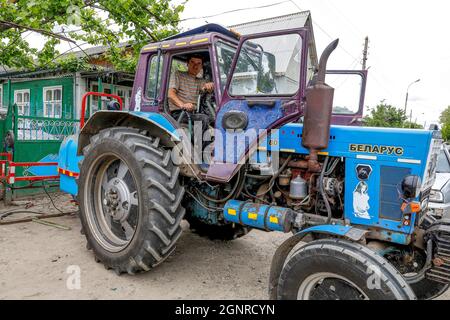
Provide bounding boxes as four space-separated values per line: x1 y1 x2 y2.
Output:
436 149 450 173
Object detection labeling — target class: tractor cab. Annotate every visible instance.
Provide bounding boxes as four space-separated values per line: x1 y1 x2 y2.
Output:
128 24 367 181
132 24 366 130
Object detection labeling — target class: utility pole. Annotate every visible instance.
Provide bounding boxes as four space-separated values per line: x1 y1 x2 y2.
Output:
404 79 421 114
410 109 413 128
362 36 369 70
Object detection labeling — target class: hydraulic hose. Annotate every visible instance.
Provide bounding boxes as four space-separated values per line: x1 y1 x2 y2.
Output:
319 156 332 224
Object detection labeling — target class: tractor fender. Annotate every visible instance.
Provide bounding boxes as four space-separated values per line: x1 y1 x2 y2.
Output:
78 110 181 155
268 225 369 299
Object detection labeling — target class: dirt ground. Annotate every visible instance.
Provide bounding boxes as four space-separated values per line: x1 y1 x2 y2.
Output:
0 193 449 300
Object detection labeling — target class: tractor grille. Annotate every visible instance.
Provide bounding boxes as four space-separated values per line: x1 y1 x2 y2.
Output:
426 222 450 284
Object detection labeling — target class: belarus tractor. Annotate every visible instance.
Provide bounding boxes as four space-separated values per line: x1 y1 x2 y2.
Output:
57 23 449 300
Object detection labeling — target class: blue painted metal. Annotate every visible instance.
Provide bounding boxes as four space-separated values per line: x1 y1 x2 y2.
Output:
59 111 180 196
58 134 83 196
186 186 221 225
224 200 292 232
213 100 284 164
266 206 291 232
223 199 246 224
296 225 353 237
130 111 181 141
26 154 58 177
258 124 436 242
261 124 433 163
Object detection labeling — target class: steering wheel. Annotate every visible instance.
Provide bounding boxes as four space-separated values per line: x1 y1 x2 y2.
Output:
176 88 216 124
198 89 216 121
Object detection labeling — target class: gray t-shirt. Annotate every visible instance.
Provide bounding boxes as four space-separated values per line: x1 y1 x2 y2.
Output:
168 70 206 111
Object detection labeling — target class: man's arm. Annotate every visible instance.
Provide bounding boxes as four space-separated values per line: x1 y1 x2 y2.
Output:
168 71 194 112
168 88 194 111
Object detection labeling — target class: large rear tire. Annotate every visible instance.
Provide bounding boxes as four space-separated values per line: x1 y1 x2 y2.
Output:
78 127 185 275
277 239 416 300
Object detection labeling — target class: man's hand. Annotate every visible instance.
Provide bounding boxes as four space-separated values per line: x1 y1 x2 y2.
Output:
181 103 195 112
201 82 214 92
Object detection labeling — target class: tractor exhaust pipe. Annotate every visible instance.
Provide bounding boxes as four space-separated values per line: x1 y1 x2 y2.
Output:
302 39 339 172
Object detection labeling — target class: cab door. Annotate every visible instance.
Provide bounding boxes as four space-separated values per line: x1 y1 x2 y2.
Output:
205 29 308 182
327 70 368 126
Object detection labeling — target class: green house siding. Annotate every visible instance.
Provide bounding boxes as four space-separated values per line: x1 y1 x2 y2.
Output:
2 77 75 119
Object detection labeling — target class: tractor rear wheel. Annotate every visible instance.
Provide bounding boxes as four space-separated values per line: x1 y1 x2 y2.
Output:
78 127 185 275
277 239 416 300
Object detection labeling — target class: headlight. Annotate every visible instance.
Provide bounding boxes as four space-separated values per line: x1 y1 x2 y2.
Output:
430 190 444 203
401 175 422 199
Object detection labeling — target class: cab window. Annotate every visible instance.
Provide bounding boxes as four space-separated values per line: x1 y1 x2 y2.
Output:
326 73 364 114
146 54 163 100
229 33 302 96
215 41 237 92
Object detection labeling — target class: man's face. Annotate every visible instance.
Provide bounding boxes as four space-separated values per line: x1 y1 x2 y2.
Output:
187 57 203 76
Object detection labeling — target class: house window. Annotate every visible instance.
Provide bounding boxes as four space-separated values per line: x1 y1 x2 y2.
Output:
117 88 131 109
0 86 3 109
14 89 30 116
43 86 62 118
90 84 101 113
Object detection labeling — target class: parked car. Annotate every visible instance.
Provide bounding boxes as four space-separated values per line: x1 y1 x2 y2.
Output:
429 144 450 218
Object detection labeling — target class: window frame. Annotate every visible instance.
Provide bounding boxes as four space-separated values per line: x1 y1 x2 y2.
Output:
0 86 3 110
163 49 212 113
14 89 31 116
43 85 63 118
326 70 368 117
145 53 164 102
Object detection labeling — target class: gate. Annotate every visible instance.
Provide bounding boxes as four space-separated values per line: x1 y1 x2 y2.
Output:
3 105 79 199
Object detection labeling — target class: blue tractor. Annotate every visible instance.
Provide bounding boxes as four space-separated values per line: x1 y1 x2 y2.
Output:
58 24 449 300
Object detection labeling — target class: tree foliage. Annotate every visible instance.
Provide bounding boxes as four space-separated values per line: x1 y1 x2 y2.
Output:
439 106 450 141
364 103 406 128
364 102 423 129
0 0 185 72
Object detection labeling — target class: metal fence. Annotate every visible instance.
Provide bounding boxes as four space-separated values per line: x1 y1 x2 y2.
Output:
16 116 79 141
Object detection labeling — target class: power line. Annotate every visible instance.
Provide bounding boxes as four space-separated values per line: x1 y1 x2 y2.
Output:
323 0 365 39
180 0 292 21
288 0 393 101
288 0 361 64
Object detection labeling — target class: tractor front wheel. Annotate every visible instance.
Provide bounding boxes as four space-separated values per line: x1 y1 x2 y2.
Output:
277 239 416 300
78 127 185 275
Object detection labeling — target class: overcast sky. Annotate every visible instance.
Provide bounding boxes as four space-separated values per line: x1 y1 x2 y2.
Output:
177 0 450 127
23 0 449 126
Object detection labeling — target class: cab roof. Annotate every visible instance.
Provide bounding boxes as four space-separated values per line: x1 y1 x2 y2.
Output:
164 24 239 41
140 24 239 53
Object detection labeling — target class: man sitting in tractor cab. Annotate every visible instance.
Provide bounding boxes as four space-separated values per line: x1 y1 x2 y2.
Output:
168 54 214 131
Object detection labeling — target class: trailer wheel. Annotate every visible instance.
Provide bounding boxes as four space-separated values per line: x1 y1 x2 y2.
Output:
186 215 250 240
277 239 416 300
78 127 185 275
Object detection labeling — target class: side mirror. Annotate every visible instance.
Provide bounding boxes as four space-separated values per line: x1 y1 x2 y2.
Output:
257 52 276 93
107 100 121 111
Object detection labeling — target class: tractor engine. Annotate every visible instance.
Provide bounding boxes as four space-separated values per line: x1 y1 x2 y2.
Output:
246 154 345 220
